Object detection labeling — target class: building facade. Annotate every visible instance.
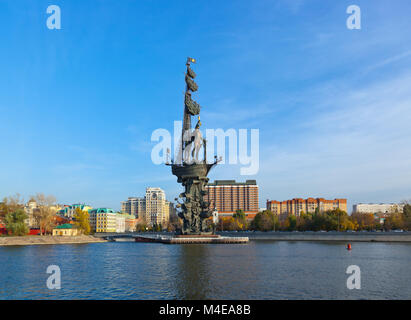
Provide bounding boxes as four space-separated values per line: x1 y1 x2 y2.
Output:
121 188 170 227
24 200 63 227
58 204 93 219
352 203 404 214
204 180 259 216
89 208 117 233
124 214 138 232
53 224 79 236
145 188 170 226
24 199 39 227
121 197 145 218
267 198 348 218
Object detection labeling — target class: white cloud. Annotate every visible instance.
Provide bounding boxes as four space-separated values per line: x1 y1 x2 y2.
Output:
258 70 411 205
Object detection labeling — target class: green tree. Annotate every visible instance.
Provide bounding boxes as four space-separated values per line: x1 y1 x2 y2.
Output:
251 210 278 231
0 194 24 219
384 213 404 230
233 209 246 220
402 204 411 230
287 215 297 231
73 208 91 235
4 209 29 236
233 209 247 230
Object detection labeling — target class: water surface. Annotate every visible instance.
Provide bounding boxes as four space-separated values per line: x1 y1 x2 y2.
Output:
0 241 410 299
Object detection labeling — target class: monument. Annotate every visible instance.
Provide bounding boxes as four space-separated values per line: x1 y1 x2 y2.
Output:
136 58 248 244
168 57 219 235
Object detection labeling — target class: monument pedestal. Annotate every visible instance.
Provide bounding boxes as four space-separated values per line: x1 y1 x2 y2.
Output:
134 234 249 244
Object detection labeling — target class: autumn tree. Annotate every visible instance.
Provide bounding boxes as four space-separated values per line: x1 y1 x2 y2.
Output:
351 212 377 231
168 210 182 232
401 203 411 230
232 209 247 230
0 194 24 219
32 193 57 235
384 213 404 231
73 207 91 235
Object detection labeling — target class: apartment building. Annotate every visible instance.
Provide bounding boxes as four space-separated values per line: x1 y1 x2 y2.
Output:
121 187 170 227
267 197 348 218
352 203 404 214
205 180 259 216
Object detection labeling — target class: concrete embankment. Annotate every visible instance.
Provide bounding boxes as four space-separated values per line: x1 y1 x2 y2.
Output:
220 231 411 242
0 235 107 246
95 231 411 243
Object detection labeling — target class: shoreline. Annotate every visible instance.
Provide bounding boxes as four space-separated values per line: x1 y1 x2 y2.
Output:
220 231 411 242
95 231 411 243
2 232 411 246
0 235 107 246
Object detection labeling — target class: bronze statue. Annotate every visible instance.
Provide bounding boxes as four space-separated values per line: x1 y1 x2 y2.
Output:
168 58 219 235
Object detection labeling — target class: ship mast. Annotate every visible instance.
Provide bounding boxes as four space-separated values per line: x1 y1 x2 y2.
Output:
181 58 193 156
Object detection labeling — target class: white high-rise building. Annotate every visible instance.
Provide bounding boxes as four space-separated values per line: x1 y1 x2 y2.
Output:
352 203 404 214
145 187 169 226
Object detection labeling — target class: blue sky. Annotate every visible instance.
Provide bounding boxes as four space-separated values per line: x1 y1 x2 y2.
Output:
1 0 411 212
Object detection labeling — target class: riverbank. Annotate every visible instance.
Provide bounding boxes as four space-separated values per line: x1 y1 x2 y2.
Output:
94 231 411 242
0 235 107 246
220 231 411 242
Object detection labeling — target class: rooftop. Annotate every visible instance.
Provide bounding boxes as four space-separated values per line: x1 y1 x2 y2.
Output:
54 223 74 229
208 180 257 186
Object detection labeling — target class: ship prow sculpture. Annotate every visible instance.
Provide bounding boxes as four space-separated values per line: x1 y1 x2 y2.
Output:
167 57 220 235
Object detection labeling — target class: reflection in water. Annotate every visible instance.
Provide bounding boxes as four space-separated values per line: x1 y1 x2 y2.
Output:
176 245 210 299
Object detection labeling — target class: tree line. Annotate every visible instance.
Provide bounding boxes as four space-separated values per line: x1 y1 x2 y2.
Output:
0 194 91 236
214 205 411 232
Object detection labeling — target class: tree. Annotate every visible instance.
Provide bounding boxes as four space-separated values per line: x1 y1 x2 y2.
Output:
136 222 148 232
402 203 411 230
233 209 246 220
4 209 29 236
351 212 377 231
384 213 404 231
73 208 90 235
168 210 182 231
0 194 24 219
251 210 277 231
232 209 247 230
32 193 57 235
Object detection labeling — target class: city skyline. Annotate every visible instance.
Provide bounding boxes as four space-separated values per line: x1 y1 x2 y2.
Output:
1 1 411 210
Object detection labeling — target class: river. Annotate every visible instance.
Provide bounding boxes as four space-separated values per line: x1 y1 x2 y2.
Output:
1 241 410 299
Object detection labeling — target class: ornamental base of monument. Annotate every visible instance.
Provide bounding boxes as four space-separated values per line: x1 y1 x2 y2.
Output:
171 162 217 235
135 234 249 244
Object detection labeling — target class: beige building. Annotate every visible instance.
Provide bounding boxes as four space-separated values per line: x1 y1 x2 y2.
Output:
52 224 79 236
267 198 348 218
145 188 170 226
24 199 39 227
121 197 145 218
121 188 170 227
